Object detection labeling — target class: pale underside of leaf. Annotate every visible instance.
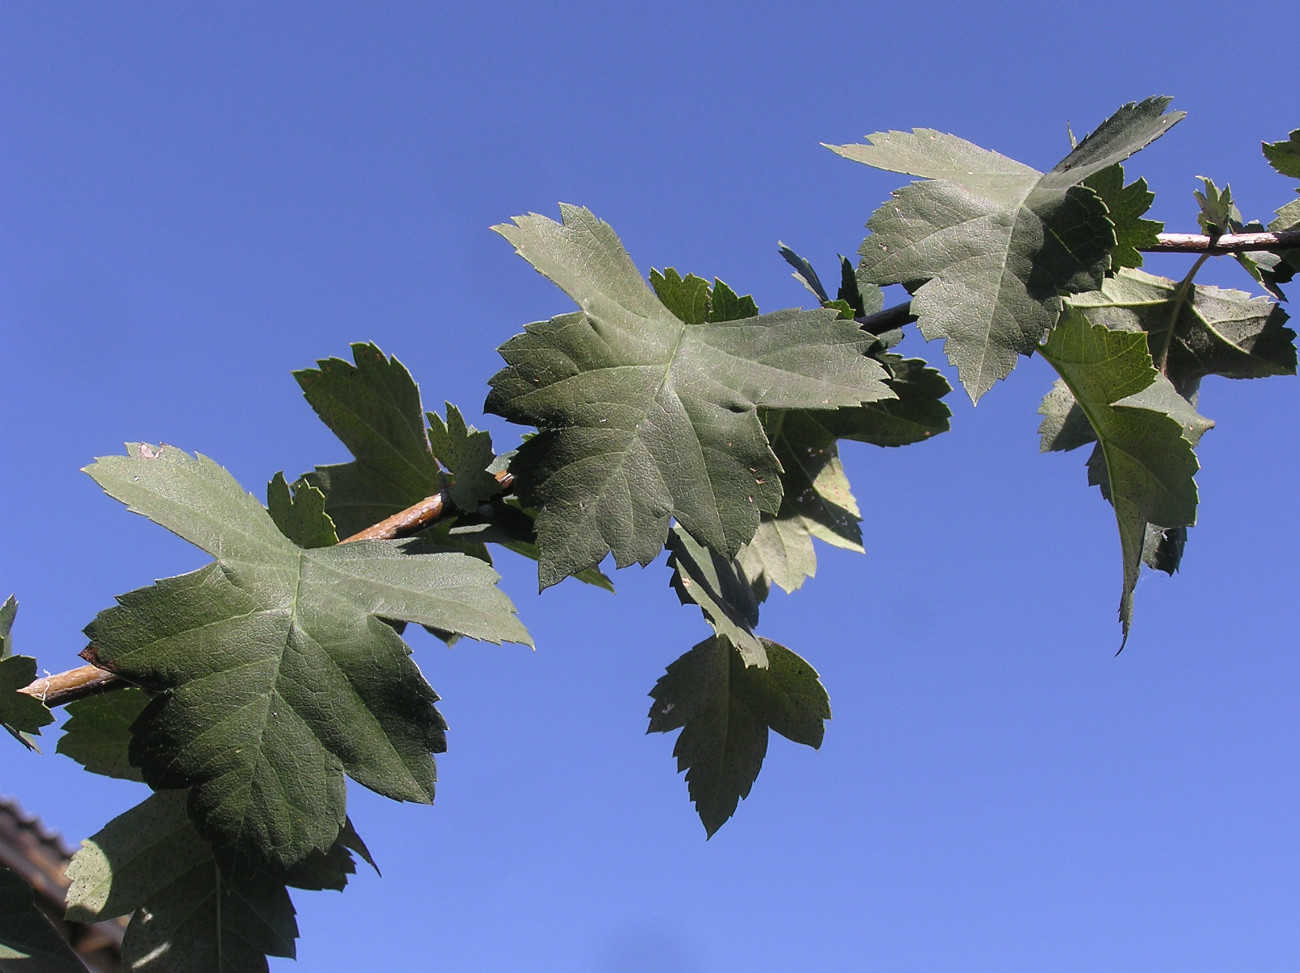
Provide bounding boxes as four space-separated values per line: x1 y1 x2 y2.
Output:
832 98 1184 402
487 205 894 588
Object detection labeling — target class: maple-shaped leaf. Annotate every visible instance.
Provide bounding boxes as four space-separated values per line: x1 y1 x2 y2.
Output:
1083 164 1162 270
666 526 765 666
486 205 894 588
0 598 53 749
1067 268 1296 393
1038 309 1212 642
427 403 500 511
57 688 149 781
0 867 89 973
831 96 1183 401
66 790 298 973
1193 176 1242 237
647 636 830 837
83 444 530 874
296 343 445 538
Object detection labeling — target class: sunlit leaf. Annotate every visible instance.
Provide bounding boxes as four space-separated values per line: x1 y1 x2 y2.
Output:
84 444 530 873
487 205 894 588
832 97 1183 400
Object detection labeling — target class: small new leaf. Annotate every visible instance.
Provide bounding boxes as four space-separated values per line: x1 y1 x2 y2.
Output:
427 403 500 511
649 269 760 325
266 473 338 549
1083 164 1162 269
84 445 530 874
296 343 445 537
1038 309 1211 642
647 636 830 837
487 205 894 588
832 96 1183 400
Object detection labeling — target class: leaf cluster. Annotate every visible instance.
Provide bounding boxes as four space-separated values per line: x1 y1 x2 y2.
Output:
0 100 1295 971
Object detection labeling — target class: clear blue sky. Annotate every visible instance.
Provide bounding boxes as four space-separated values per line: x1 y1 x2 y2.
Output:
2 3 1297 971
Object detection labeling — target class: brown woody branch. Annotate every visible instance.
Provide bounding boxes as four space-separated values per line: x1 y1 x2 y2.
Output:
19 470 516 709
1147 228 1300 254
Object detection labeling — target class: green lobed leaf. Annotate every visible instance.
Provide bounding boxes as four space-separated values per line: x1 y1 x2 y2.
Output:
832 96 1183 401
1066 268 1296 393
84 444 530 874
1260 131 1300 300
1193 176 1241 236
486 205 894 588
266 473 338 549
1083 164 1162 270
427 403 500 511
649 269 761 325
1263 129 1300 180
1038 308 1212 642
56 688 149 781
296 343 445 538
66 790 297 973
0 657 54 749
647 636 830 837
666 526 765 667
0 867 89 973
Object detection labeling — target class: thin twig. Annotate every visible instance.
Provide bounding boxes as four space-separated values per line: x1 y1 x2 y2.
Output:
19 470 517 709
1149 229 1300 254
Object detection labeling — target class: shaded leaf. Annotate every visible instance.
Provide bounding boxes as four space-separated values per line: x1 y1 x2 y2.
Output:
832 96 1183 400
839 255 884 317
1068 268 1296 393
84 445 530 873
666 527 765 666
1038 309 1211 642
738 410 862 595
57 688 149 782
1083 164 1162 269
0 867 89 973
487 205 894 588
816 354 952 448
266 473 337 549
777 243 830 303
647 636 830 836
427 403 500 511
296 343 444 537
66 791 296 973
0 656 53 749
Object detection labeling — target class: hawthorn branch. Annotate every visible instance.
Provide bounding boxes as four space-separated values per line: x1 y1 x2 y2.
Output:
1147 228 1300 254
19 470 517 709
